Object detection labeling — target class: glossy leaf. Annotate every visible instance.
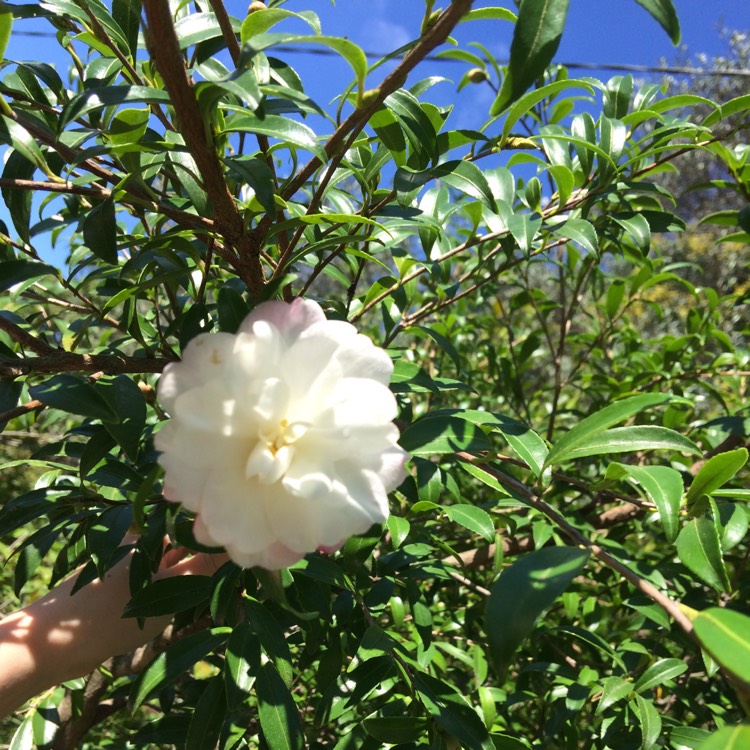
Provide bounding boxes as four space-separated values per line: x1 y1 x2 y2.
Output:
676 516 730 593
693 608 750 684
607 463 683 542
491 0 570 115
83 198 118 265
400 415 493 456
256 662 305 750
444 504 495 542
29 375 119 421
486 546 590 678
129 628 230 712
686 448 748 508
633 0 680 44
634 658 688 693
545 394 677 468
633 693 662 749
694 725 750 750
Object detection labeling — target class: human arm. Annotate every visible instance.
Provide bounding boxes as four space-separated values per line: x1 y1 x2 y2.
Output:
0 546 228 718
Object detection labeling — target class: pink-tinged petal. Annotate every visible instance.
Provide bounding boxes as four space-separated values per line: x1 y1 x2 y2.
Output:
239 298 325 341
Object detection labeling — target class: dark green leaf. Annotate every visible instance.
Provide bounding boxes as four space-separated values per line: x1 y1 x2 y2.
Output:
486 546 590 678
400 416 492 456
0 260 57 292
61 86 171 128
413 671 494 750
362 715 430 744
185 678 227 750
2 150 35 242
607 464 683 542
129 628 230 712
596 676 633 713
633 0 680 44
83 198 118 265
87 505 132 574
29 375 119 421
124 576 213 617
97 375 147 460
491 0 570 115
225 620 261 707
256 662 305 750
221 113 325 160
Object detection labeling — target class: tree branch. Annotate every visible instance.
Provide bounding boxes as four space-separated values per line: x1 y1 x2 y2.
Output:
142 0 265 297
455 452 697 638
0 315 55 356
0 353 173 379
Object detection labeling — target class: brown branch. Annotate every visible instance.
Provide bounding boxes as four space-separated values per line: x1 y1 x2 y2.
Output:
0 353 173 379
0 399 44 425
142 0 265 297
454 452 697 638
266 0 474 273
0 315 55 356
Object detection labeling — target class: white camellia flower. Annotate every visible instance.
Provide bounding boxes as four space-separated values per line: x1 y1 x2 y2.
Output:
155 298 408 569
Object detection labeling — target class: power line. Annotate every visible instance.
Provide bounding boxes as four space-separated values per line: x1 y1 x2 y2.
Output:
7 31 750 78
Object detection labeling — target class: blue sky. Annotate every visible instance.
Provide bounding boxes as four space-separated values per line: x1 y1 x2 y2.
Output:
2 1 747 264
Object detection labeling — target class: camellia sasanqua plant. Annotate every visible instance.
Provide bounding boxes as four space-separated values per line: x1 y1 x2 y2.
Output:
0 0 748 748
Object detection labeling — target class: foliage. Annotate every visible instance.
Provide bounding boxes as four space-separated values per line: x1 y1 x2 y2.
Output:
0 0 748 748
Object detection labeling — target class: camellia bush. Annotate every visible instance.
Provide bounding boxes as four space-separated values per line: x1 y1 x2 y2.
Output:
0 0 749 748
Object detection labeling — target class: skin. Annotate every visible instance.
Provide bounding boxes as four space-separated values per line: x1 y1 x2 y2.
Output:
0 544 228 719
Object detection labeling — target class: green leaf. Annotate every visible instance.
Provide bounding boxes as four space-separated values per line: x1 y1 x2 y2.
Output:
676 516 730 593
633 0 680 44
432 160 498 212
221 113 325 161
60 86 171 129
486 546 590 678
670 726 712 750
596 676 633 713
2 150 35 242
491 0 571 115
185 678 227 750
240 8 320 40
444 504 495 543
386 515 410 548
634 658 688 693
553 218 599 257
0 3 13 61
97 375 146 460
545 394 680 468
0 116 48 171
112 0 141 59
633 694 662 749
87 505 132 574
256 662 305 750
696 726 750 750
687 448 748 508
607 464 683 542
400 416 493 456
493 415 549 478
693 608 750 684
413 671 494 750
363 715 430 744
0 260 57 292
29 375 119 421
224 620 261 707
555 425 700 462
501 78 596 141
245 599 294 688
83 197 118 265
123 576 213 618
129 628 230 712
